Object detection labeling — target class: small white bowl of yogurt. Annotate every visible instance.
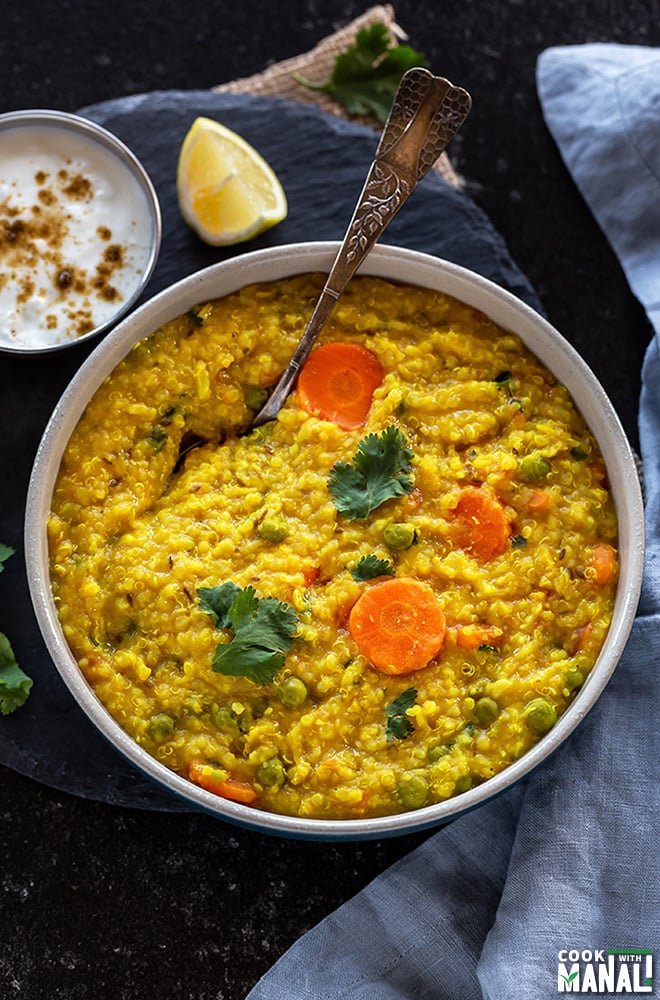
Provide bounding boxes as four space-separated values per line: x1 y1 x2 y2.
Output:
0 109 161 354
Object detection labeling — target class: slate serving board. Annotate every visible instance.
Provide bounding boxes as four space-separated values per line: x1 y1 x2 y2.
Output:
0 90 540 810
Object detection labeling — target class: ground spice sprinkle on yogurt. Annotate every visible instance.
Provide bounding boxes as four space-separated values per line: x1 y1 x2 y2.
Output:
0 121 156 350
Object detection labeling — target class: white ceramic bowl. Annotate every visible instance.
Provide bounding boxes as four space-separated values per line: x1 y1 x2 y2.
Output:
25 242 645 840
0 109 161 354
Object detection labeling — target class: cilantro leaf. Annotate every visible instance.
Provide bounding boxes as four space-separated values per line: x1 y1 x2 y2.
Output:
386 687 417 742
328 426 414 520
295 24 429 124
212 639 284 686
0 544 14 570
0 545 32 714
226 589 297 655
351 554 395 581
199 584 298 686
198 582 242 628
0 632 32 716
146 425 168 452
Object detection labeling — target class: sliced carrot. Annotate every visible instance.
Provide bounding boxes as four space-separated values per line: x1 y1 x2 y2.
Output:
448 623 504 651
348 577 446 674
453 486 510 561
527 490 551 512
189 764 259 804
592 542 617 586
297 341 384 429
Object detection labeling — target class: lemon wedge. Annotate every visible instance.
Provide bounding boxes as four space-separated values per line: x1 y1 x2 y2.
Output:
176 117 288 246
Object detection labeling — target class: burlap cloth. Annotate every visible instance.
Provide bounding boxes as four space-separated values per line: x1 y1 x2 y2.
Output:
213 4 460 187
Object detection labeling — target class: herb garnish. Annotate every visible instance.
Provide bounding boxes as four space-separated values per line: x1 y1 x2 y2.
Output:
386 687 417 742
0 545 32 715
146 425 168 452
294 24 429 124
188 303 213 327
351 554 395 581
494 370 522 406
198 583 298 686
328 426 414 520
0 634 32 716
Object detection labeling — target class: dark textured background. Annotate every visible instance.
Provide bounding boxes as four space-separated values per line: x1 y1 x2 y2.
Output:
1 3 658 998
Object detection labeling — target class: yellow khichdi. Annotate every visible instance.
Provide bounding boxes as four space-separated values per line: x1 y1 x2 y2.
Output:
48 274 618 819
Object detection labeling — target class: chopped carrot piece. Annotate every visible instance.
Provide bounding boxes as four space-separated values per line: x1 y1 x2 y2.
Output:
297 341 385 429
448 623 504 651
592 542 617 586
453 486 510 561
589 461 608 485
348 577 446 674
572 622 593 653
189 764 259 804
302 564 321 587
527 490 551 511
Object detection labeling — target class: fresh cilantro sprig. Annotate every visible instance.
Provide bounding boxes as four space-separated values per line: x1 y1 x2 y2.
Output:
328 426 414 520
386 687 417 742
0 634 32 716
351 554 395 581
198 582 298 686
0 545 33 715
295 24 429 124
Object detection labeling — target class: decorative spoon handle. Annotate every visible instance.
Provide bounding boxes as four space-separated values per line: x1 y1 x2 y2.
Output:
251 67 471 428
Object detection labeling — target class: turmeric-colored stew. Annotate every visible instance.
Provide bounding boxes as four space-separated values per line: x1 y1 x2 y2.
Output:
49 275 617 819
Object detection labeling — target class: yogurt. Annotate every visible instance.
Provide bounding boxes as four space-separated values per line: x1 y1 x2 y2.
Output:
0 119 159 351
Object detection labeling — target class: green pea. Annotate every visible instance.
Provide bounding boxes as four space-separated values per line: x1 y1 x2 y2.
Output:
258 516 289 543
571 445 591 461
245 423 273 446
383 522 417 551
428 742 453 762
235 708 254 734
474 696 500 725
244 385 269 412
454 774 473 794
519 453 552 482
565 668 585 692
148 713 175 742
278 676 308 707
397 773 428 810
212 707 240 736
252 696 270 718
257 757 286 788
524 698 558 734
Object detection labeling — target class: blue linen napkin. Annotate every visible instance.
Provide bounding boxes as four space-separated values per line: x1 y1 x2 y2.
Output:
247 45 660 1000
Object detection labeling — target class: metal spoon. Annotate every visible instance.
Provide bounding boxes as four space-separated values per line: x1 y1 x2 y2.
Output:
250 67 472 428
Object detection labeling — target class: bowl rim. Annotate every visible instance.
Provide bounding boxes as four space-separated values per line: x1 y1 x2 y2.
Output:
0 107 162 356
24 241 645 840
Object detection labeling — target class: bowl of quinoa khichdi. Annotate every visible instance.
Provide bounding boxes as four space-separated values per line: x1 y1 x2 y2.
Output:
25 242 645 839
